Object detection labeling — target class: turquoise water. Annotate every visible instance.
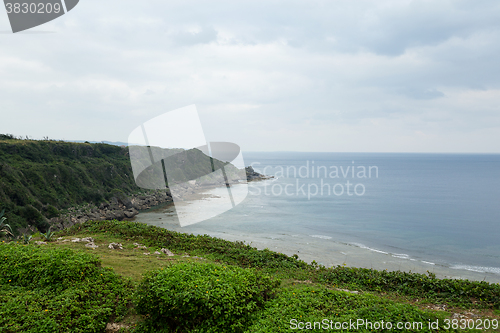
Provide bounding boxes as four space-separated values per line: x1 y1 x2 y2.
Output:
135 152 500 279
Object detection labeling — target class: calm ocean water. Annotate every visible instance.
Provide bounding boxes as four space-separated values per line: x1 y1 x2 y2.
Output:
136 152 500 278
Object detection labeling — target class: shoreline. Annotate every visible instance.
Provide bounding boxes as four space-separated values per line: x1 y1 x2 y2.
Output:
47 167 270 231
142 217 500 283
47 172 500 284
131 184 500 284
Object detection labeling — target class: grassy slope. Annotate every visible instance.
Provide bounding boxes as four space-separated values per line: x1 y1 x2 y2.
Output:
0 138 139 233
0 138 232 234
2 220 497 332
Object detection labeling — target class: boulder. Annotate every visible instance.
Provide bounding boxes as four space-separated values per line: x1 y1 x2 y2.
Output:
108 242 123 250
113 210 125 220
161 248 174 256
124 209 138 218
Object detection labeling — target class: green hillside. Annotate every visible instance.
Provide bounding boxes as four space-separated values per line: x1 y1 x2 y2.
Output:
0 135 235 235
0 135 141 233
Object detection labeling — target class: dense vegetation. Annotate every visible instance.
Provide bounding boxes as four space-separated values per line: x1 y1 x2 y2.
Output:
0 242 133 332
247 285 454 332
0 136 139 233
0 136 232 234
1 220 499 332
135 263 279 332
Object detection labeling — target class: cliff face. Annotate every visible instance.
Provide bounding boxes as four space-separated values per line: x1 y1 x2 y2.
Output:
0 137 267 234
0 139 151 233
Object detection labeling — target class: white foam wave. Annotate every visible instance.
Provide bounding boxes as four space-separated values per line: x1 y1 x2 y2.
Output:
421 261 435 265
310 235 333 240
450 265 500 274
392 253 410 259
350 243 388 255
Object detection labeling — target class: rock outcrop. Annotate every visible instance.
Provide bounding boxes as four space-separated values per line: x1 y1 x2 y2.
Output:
245 166 273 182
47 166 269 231
48 190 172 231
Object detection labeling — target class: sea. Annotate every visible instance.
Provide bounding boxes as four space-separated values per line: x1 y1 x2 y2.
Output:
132 152 500 282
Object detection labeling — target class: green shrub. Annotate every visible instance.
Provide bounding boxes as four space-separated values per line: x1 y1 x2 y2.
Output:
41 227 56 241
44 205 60 219
1 242 101 290
0 243 133 332
22 233 32 244
135 262 280 333
246 285 463 332
318 266 500 309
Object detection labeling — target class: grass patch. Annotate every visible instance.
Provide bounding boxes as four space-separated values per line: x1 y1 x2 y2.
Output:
39 232 199 282
247 284 467 332
0 242 133 333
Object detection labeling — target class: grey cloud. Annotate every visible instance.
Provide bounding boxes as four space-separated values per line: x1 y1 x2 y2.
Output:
1 0 500 151
400 88 445 100
171 26 218 46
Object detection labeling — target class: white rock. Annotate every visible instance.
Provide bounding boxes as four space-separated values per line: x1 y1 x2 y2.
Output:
85 242 98 249
105 323 129 332
161 248 174 256
108 242 123 250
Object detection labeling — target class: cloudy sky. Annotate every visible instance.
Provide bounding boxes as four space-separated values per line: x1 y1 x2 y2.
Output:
1 0 500 152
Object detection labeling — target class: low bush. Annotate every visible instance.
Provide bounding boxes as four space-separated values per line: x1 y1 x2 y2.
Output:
0 243 133 332
44 205 60 219
134 262 280 333
246 285 463 332
318 266 500 309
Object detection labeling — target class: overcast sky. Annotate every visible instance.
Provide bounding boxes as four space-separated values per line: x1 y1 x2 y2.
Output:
1 0 500 152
